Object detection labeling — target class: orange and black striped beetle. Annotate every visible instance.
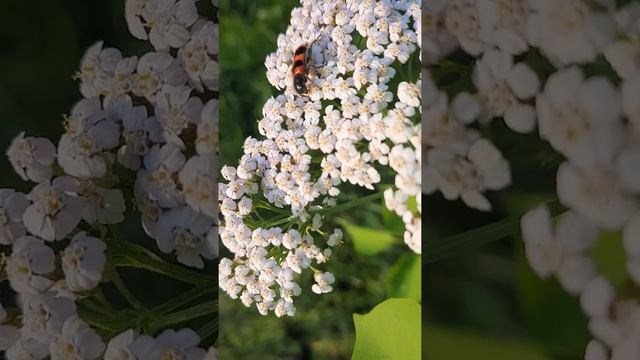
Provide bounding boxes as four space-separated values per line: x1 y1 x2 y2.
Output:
292 43 311 95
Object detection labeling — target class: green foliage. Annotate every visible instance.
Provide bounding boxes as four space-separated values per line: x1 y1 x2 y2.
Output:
218 0 299 166
381 199 406 237
340 219 396 256
352 298 421 360
385 254 421 302
592 230 629 288
514 241 590 358
424 325 549 360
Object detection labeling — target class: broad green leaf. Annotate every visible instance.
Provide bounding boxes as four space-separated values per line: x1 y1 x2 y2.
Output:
424 325 549 360
352 299 421 360
386 254 421 302
340 220 395 256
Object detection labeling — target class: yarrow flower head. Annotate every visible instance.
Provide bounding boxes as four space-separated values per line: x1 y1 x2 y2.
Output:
219 0 421 317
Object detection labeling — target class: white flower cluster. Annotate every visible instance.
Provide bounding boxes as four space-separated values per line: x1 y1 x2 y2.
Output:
427 0 640 358
220 0 421 317
0 0 218 358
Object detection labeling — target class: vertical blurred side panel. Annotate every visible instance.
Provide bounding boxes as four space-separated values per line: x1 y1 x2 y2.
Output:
0 1 219 358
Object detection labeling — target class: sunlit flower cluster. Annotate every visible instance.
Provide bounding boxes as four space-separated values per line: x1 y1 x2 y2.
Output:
0 0 218 358
220 0 421 317
427 0 640 358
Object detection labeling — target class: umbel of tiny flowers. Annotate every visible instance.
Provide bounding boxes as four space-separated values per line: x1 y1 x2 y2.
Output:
428 0 640 358
219 0 421 318
0 0 219 358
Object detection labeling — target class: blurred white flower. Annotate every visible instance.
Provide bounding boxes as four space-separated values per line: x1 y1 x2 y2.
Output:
5 335 49 360
473 50 539 133
49 316 105 360
180 20 219 92
557 161 636 230
521 206 599 294
526 0 615 66
21 292 76 344
6 132 56 183
6 236 55 295
61 232 107 292
179 154 218 218
585 340 608 360
196 99 219 155
311 271 335 294
143 0 198 50
204 346 218 360
537 67 623 169
156 206 216 268
155 85 203 148
132 51 188 101
23 178 84 241
477 0 529 54
116 100 163 171
0 189 29 245
138 143 186 208
136 328 206 360
105 329 138 360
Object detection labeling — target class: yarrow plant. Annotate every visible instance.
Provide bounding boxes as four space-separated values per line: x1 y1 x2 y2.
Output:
219 0 421 318
427 0 640 358
0 1 219 359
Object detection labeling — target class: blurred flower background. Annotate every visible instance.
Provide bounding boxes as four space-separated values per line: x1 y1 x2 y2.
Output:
0 1 218 358
425 0 640 359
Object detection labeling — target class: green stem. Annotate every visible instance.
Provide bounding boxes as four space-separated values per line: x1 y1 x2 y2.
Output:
149 300 217 333
111 269 144 310
258 192 384 228
78 297 116 318
319 192 383 217
77 304 135 336
106 225 216 286
424 200 564 264
152 285 216 315
407 52 413 82
197 320 218 342
93 288 116 312
263 214 298 228
110 251 216 286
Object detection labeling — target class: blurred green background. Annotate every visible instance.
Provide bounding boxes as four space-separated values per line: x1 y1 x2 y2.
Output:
218 1 421 359
0 0 217 348
0 0 147 192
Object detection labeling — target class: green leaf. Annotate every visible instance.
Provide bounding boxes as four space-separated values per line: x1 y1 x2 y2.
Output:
407 196 418 214
339 220 395 256
515 241 589 358
592 230 628 288
386 254 421 302
352 299 421 360
425 200 563 264
424 214 522 264
381 199 405 237
424 325 550 360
